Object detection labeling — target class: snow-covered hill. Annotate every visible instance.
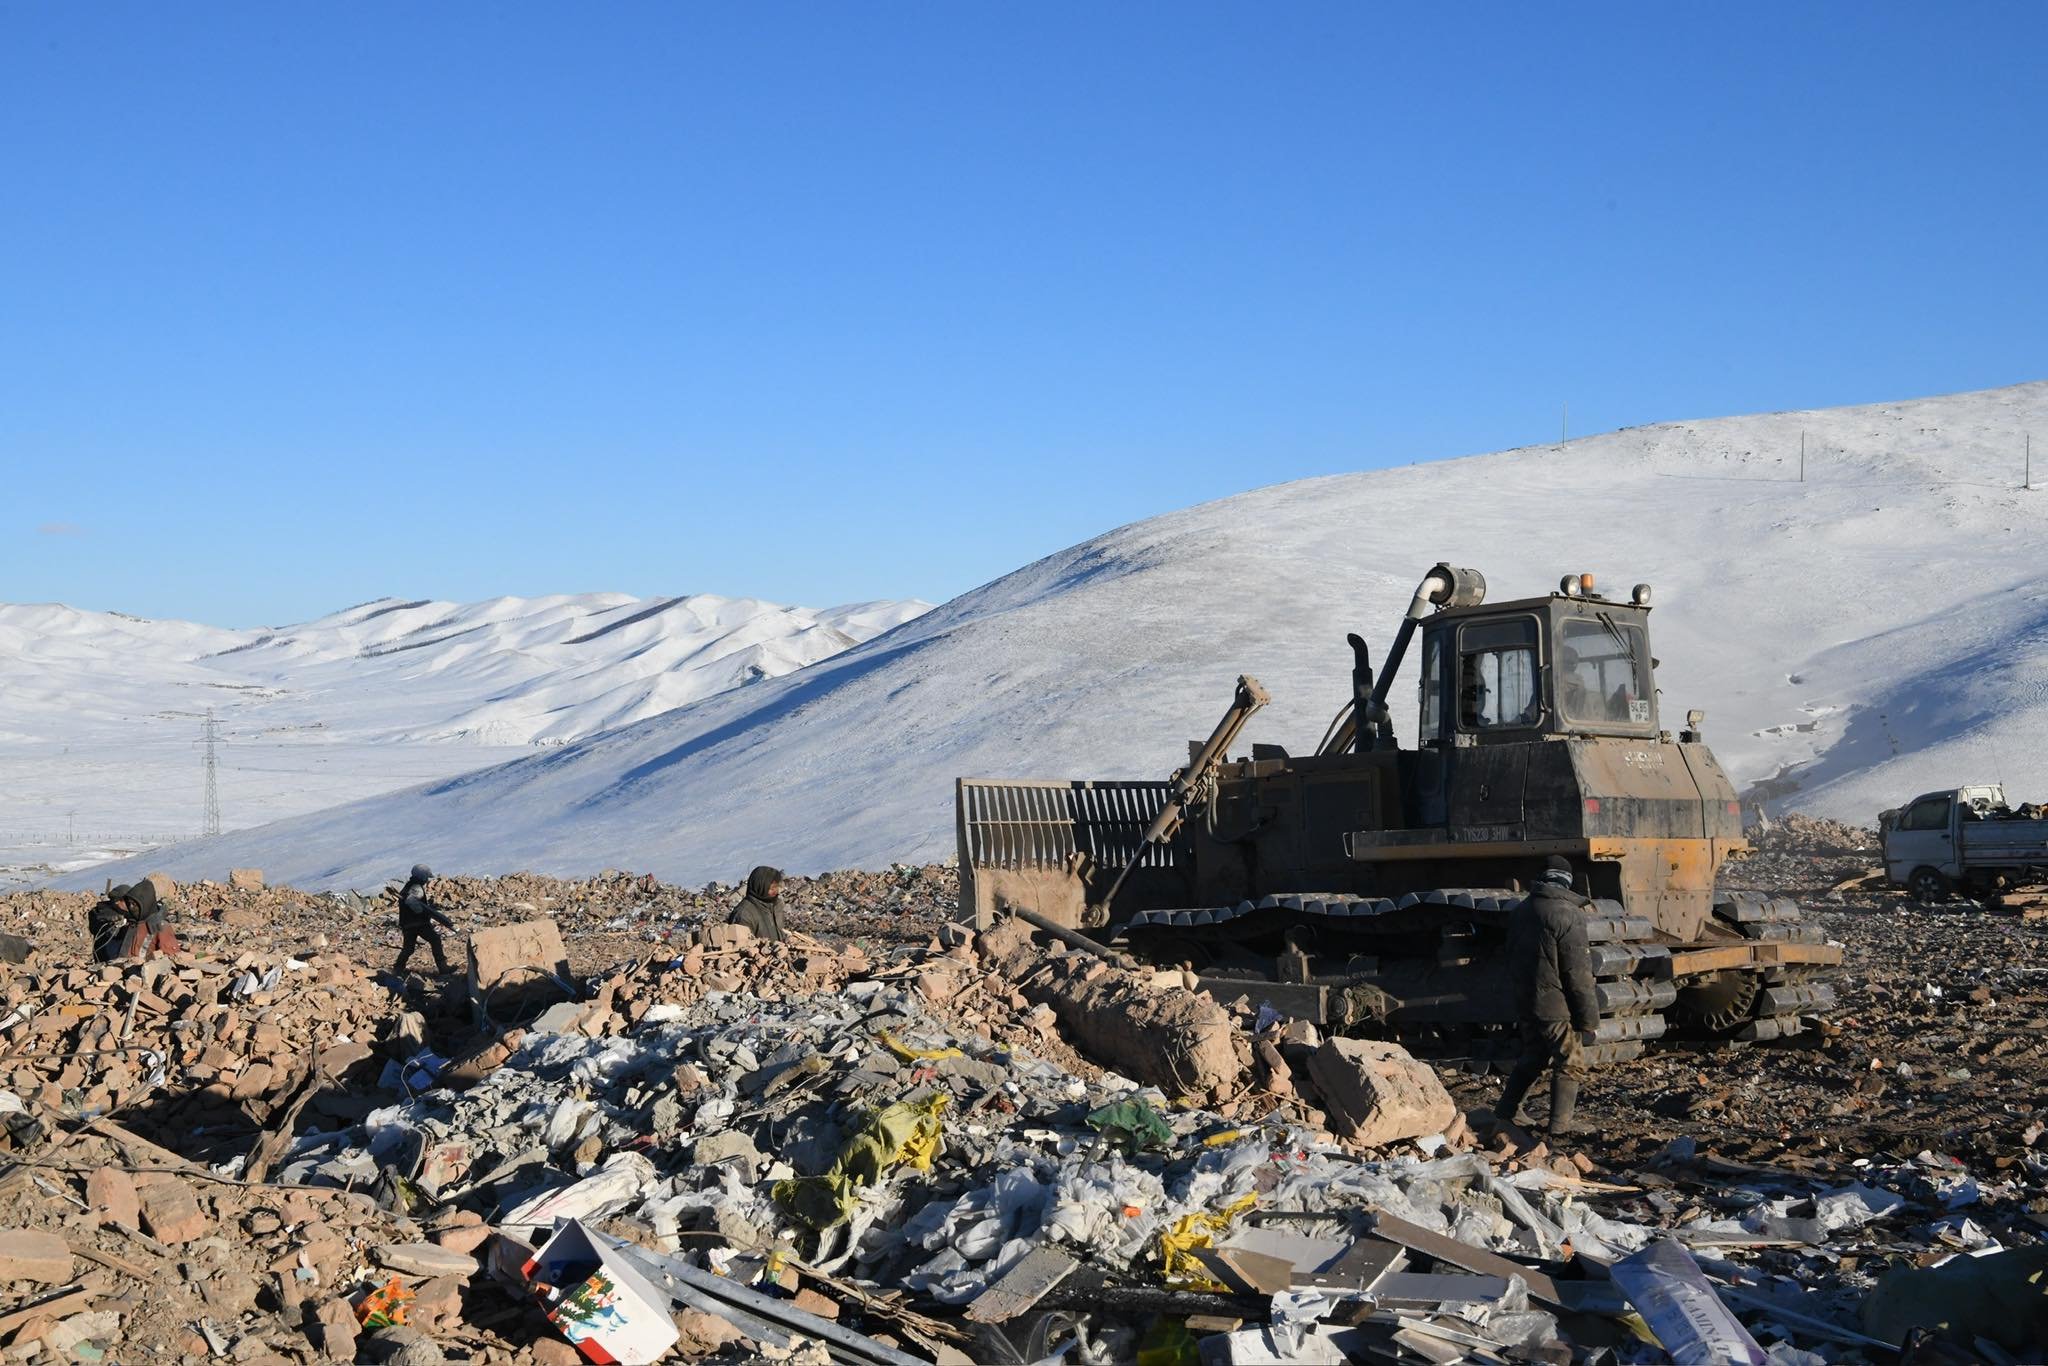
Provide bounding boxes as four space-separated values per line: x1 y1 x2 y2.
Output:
0 592 929 880
60 380 2048 891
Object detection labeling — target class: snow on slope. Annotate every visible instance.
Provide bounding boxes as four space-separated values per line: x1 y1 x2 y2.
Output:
0 592 929 881
64 381 2048 891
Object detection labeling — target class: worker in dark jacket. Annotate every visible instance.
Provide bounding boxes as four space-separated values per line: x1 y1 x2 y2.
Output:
88 884 136 963
727 865 789 942
394 864 456 973
1494 855 1600 1136
89 879 181 961
119 876 180 958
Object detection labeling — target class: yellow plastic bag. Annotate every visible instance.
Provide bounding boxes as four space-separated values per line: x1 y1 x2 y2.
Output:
774 1093 952 1228
877 1029 964 1062
1158 1191 1257 1289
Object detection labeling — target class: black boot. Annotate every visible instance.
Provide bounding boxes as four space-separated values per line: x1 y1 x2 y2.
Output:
1547 1075 1582 1137
1494 1061 1539 1130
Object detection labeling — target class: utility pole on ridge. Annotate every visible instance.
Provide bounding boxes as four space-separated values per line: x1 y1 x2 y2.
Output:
201 709 222 838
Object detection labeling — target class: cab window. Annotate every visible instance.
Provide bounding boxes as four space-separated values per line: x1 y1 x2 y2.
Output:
1899 796 1952 831
1418 631 1444 740
1559 616 1651 728
1457 618 1540 731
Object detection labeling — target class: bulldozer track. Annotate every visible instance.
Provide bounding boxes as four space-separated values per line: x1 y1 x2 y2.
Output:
1119 885 1838 1068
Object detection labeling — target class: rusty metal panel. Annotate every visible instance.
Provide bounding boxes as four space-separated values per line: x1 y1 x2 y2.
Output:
1571 737 1707 839
1667 944 1764 976
1676 741 1744 841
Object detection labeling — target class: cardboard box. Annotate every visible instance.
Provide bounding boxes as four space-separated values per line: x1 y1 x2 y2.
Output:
523 1220 680 1366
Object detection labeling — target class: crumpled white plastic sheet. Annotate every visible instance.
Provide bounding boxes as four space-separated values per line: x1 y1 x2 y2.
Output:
1267 1150 1484 1234
1043 1154 1167 1266
1550 1197 1656 1259
500 1150 658 1235
541 1096 599 1151
1706 1180 1909 1245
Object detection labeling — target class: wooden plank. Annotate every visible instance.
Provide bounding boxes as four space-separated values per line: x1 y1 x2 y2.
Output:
1364 1210 1562 1307
964 1245 1077 1324
1390 1327 1468 1364
1194 1247 1296 1295
1753 941 1843 967
1671 941 1844 977
1183 1315 1243 1334
1195 977 1327 1025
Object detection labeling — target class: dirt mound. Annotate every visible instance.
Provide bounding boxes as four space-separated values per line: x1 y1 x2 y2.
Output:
1753 810 1879 855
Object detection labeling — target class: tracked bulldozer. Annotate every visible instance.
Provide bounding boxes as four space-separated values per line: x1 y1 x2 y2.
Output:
956 564 1843 1065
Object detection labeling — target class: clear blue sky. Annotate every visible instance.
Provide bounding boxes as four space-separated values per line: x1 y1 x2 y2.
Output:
4 4 2043 626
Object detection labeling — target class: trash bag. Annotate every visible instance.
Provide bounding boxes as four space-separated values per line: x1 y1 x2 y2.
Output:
1158 1191 1257 1288
1086 1098 1174 1152
774 1093 950 1229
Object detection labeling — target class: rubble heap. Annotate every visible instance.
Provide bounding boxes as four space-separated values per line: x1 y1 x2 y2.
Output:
1 948 397 1136
1 863 957 984
0 843 2043 1362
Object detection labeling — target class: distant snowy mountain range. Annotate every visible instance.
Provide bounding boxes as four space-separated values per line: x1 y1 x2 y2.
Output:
49 379 2048 892
0 592 929 880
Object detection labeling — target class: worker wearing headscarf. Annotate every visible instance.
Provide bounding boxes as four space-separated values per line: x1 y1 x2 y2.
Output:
727 865 789 942
88 884 135 963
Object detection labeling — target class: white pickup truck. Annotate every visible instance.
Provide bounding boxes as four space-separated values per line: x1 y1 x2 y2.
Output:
1880 785 2048 901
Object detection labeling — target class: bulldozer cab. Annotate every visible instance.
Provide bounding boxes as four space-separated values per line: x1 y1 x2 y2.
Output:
1418 593 1656 748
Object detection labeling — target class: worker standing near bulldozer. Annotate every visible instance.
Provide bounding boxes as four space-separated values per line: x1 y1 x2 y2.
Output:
1493 855 1600 1137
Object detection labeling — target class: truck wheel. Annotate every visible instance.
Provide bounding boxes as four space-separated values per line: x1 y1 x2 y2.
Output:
1908 867 1951 904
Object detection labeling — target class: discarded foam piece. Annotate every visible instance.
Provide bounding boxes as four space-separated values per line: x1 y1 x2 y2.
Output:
370 1243 481 1278
1305 1037 1457 1147
500 1152 658 1237
1219 1225 1349 1276
1369 1270 1513 1306
527 1001 590 1036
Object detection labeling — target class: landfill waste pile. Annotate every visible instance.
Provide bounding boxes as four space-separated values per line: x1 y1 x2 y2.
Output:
6 863 957 979
0 829 2039 1363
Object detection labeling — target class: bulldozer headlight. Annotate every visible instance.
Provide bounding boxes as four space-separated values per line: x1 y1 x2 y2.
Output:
1632 583 1653 606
